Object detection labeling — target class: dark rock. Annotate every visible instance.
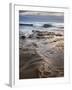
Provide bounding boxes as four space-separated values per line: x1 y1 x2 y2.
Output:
43 24 53 28
28 34 33 38
55 33 63 36
21 36 26 39
19 24 33 26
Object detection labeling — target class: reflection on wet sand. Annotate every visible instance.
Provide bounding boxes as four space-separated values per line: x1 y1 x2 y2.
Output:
19 30 64 79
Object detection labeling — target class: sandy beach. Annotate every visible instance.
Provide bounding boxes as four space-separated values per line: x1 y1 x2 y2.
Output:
19 30 64 79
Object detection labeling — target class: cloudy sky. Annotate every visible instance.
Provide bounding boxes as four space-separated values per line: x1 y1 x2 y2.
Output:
19 11 64 23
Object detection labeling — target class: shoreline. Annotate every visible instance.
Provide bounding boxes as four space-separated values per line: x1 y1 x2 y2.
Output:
19 30 64 79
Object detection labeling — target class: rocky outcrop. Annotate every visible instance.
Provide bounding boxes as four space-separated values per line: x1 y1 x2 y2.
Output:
19 30 64 79
43 24 53 28
19 30 63 40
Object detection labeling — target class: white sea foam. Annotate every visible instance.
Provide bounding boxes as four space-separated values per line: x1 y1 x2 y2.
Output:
19 22 64 34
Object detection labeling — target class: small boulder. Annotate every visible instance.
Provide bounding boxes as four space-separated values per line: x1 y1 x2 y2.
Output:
21 36 26 39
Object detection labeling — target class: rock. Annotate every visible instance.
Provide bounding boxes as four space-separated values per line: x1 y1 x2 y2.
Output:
43 24 53 28
19 31 26 39
55 33 63 36
20 36 26 39
28 34 33 38
32 30 41 34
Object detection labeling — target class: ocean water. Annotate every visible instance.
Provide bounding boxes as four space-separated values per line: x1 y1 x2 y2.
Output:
19 22 64 33
19 15 64 33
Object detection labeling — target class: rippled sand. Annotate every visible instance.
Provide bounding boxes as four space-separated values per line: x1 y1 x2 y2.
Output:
19 30 64 79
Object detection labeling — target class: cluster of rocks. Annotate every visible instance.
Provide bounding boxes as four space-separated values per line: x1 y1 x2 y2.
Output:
19 30 63 40
20 23 53 27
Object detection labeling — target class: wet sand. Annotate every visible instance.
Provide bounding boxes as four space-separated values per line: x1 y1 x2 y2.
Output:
19 30 64 79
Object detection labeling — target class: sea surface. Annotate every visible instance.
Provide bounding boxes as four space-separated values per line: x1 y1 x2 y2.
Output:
19 15 64 33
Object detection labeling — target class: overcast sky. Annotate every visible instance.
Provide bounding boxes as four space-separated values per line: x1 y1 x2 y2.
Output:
19 11 64 23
